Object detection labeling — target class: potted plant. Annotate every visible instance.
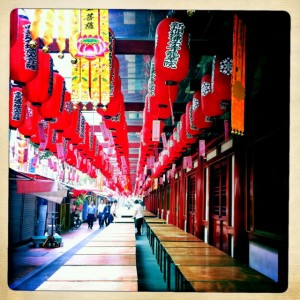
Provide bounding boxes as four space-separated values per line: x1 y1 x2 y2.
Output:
71 190 87 212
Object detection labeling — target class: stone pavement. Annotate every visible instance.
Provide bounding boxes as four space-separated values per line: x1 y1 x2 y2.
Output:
8 221 100 290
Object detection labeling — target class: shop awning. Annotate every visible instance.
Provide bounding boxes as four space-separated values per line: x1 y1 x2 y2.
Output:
11 168 69 204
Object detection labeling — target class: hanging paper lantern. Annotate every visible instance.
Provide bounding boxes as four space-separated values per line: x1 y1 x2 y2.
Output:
211 55 232 103
98 90 123 118
185 101 200 137
143 94 158 129
153 79 178 120
65 143 77 167
30 118 49 145
18 102 40 138
109 29 116 80
9 83 27 129
148 58 178 121
192 91 213 130
50 91 73 132
10 15 38 83
179 113 197 146
23 50 54 106
10 9 19 46
201 73 225 117
38 71 66 121
154 17 190 85
80 122 93 157
62 108 84 145
103 101 126 133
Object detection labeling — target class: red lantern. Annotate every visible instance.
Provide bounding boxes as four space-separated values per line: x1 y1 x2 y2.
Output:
45 127 60 154
18 102 40 138
192 91 213 130
9 83 27 129
63 109 84 145
185 101 199 137
10 15 38 83
143 94 158 128
23 50 54 106
153 80 178 120
38 71 66 121
104 102 126 133
30 118 49 145
211 55 232 102
109 29 116 79
98 91 123 118
179 113 197 146
10 9 18 46
50 91 73 132
65 143 77 167
81 122 95 159
148 58 178 120
154 17 190 84
201 73 225 117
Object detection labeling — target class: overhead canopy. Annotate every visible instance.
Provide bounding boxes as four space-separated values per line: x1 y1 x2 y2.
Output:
11 169 69 204
31 187 68 204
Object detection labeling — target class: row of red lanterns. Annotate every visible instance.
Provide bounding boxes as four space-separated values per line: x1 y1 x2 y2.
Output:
136 54 232 195
9 12 131 194
136 16 190 186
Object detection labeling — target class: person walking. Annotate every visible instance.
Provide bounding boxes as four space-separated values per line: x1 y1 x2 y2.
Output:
87 200 97 229
110 200 118 224
103 201 112 226
97 199 106 228
132 199 144 236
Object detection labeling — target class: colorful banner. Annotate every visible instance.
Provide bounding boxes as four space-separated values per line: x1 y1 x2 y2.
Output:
231 14 246 135
199 139 206 158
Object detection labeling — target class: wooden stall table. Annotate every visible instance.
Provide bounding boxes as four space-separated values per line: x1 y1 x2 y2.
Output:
37 280 138 291
150 226 203 272
85 241 136 247
114 218 134 223
176 265 277 292
147 223 180 251
76 246 136 255
143 210 157 217
65 254 136 266
101 223 135 232
146 223 176 244
165 253 242 291
162 245 226 288
92 235 136 242
151 226 202 260
37 265 138 291
144 217 167 240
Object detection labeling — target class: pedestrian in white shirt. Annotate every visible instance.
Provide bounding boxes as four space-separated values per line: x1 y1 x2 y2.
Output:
97 199 106 228
132 199 144 235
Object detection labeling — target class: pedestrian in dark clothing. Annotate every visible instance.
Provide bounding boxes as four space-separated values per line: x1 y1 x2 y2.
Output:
103 201 112 226
87 200 96 229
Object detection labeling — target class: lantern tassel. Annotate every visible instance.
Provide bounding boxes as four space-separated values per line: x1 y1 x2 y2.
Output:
168 85 175 125
57 10 66 58
29 9 42 46
42 9 55 52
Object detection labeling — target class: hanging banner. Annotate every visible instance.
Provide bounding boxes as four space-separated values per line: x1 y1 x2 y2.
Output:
161 132 168 150
231 14 246 135
56 143 64 160
224 119 230 141
199 139 206 158
152 120 160 142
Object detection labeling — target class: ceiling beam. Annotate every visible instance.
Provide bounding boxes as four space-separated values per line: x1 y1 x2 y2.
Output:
48 38 222 56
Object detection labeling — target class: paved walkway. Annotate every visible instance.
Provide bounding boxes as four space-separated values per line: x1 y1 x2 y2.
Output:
8 221 100 290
